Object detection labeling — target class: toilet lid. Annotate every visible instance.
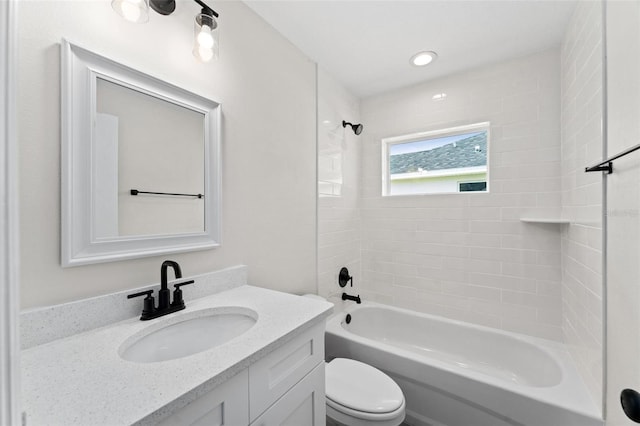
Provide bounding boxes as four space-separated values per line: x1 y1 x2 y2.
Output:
325 358 404 414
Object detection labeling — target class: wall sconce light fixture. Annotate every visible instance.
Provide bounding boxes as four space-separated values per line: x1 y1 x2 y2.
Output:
194 8 218 62
112 0 220 62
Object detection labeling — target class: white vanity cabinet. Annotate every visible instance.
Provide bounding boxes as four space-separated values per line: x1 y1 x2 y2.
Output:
156 322 325 426
250 363 325 426
249 322 325 425
157 370 249 426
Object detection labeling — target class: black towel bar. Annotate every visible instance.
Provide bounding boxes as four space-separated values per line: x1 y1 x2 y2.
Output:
130 189 203 198
585 143 640 174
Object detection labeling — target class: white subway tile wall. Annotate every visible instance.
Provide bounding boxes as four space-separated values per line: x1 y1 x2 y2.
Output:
359 49 564 340
317 68 361 308
560 0 603 407
316 16 602 408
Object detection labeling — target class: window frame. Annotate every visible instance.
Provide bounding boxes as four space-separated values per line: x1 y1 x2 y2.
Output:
381 122 490 196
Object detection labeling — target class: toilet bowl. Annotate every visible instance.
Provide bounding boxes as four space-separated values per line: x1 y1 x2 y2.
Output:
303 294 406 426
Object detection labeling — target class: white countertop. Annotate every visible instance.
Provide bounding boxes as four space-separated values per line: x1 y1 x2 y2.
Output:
21 285 333 426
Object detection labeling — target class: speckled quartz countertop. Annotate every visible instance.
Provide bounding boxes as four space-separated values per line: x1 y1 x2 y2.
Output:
21 285 333 426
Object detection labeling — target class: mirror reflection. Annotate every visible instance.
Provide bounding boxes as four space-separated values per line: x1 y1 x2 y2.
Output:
94 77 205 238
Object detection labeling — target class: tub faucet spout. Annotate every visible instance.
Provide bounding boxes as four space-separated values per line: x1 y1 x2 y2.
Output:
342 292 361 304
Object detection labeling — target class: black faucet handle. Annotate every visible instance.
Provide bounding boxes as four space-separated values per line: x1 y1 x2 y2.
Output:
174 280 195 289
127 290 156 319
339 267 353 287
171 280 195 309
127 289 154 299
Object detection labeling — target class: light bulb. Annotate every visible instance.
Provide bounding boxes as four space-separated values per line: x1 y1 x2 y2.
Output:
112 0 148 23
410 51 438 67
193 12 218 62
121 1 141 22
196 46 214 62
197 25 215 49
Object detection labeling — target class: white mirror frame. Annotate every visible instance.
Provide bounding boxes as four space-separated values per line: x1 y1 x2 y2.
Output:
61 39 221 267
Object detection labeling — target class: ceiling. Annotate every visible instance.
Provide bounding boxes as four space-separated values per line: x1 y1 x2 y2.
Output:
244 1 578 98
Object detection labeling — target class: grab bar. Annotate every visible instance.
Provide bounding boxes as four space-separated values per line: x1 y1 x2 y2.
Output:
585 142 640 174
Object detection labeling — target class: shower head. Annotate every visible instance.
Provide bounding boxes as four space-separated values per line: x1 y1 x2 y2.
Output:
342 120 363 135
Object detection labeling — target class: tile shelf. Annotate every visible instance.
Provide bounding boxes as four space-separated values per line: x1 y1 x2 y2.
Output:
520 218 571 224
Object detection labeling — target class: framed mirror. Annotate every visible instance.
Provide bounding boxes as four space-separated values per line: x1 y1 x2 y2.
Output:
61 39 221 267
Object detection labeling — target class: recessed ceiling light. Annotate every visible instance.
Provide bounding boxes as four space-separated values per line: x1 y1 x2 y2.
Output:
410 51 438 67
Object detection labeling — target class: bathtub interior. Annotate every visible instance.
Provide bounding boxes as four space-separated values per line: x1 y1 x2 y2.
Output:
325 301 603 426
342 306 563 388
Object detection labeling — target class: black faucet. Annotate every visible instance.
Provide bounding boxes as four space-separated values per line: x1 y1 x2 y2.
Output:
159 260 181 310
127 260 195 320
342 292 361 304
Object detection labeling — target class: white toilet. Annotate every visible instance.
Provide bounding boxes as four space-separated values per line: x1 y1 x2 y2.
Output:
325 358 406 426
303 294 406 426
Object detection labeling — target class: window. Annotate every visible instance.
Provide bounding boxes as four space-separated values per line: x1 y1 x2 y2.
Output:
382 122 489 196
459 181 487 192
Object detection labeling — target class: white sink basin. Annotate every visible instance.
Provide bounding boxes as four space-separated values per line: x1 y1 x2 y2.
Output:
119 307 258 363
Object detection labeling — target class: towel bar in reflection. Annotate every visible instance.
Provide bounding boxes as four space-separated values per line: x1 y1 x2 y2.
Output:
130 189 203 199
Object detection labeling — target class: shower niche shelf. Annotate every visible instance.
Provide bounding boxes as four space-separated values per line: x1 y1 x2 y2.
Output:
520 217 571 224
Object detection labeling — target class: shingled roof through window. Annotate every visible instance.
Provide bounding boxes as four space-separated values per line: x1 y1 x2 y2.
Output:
390 132 487 174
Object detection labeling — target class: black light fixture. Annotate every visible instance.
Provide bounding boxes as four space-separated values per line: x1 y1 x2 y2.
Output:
148 0 177 15
342 120 364 136
112 0 220 62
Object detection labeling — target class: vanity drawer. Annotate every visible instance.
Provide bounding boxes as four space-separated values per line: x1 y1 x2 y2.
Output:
249 322 324 420
157 369 248 426
250 363 325 426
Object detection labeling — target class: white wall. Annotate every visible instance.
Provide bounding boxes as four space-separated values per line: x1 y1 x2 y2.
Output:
560 0 604 409
317 67 361 307
605 1 640 424
18 0 317 308
360 49 564 340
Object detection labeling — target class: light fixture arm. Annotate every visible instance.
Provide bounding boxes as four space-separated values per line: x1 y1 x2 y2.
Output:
149 0 218 18
193 0 218 18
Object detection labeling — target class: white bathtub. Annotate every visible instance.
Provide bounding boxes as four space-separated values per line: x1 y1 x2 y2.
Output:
325 302 602 426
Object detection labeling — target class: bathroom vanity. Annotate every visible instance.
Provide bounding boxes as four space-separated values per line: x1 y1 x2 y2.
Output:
156 320 326 426
20 267 332 425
